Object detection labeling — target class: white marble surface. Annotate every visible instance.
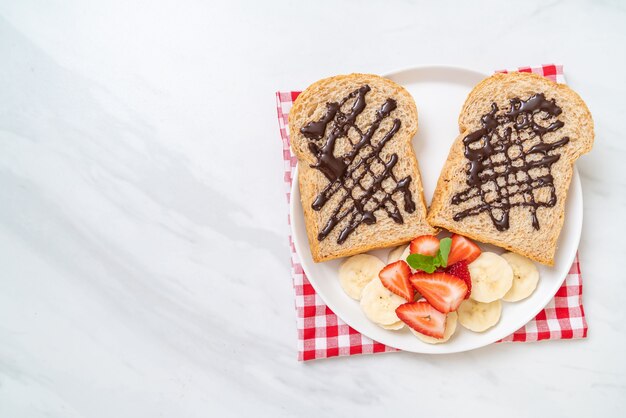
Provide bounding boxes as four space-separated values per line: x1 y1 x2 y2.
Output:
0 1 624 417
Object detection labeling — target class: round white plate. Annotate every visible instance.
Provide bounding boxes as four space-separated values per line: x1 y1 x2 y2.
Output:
290 66 582 354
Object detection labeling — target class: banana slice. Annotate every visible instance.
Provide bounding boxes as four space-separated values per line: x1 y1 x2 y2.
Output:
410 311 458 344
387 245 408 264
457 299 502 332
360 278 406 325
501 252 540 302
380 321 405 330
468 252 513 303
339 254 385 300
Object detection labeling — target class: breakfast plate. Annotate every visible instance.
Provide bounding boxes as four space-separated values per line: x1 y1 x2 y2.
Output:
289 66 583 354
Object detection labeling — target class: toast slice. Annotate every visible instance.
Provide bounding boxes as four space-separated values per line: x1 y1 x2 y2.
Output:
289 74 436 262
427 72 594 265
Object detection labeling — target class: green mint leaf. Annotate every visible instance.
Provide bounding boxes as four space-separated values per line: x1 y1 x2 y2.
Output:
433 252 443 268
405 253 437 273
438 237 452 267
422 264 437 274
405 237 454 272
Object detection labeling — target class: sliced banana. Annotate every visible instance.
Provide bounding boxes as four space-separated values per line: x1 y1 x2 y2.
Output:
387 245 408 264
501 252 540 302
457 299 502 332
380 321 405 330
339 254 385 300
468 252 513 303
410 311 458 344
360 278 406 325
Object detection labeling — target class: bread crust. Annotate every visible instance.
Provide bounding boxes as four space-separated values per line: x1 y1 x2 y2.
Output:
290 74 435 262
427 72 594 266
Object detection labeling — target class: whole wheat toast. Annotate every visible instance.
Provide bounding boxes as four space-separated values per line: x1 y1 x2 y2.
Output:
427 72 594 265
289 74 435 262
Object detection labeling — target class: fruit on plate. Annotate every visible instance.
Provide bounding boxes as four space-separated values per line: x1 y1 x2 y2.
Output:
395 300 447 338
344 233 539 342
457 298 502 332
467 252 513 303
409 272 467 313
379 260 414 302
447 234 482 266
380 321 405 330
410 311 458 344
409 235 440 256
360 278 406 326
339 254 385 300
387 245 408 264
501 252 540 302
443 260 471 299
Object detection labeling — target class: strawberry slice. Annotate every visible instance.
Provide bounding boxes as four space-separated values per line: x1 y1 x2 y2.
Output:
447 234 481 266
444 260 472 299
379 260 414 302
409 235 440 256
409 272 468 313
396 301 446 338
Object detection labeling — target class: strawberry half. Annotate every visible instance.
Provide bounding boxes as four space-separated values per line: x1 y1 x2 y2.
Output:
444 260 471 299
409 272 468 313
379 260 414 302
409 235 440 256
447 234 481 266
396 301 446 338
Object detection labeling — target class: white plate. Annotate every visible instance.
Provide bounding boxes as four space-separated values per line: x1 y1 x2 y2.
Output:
290 66 582 354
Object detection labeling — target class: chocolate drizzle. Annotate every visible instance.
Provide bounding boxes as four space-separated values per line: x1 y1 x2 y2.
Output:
300 85 415 244
452 93 570 231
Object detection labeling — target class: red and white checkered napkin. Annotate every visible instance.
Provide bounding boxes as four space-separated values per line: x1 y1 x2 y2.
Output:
276 64 588 361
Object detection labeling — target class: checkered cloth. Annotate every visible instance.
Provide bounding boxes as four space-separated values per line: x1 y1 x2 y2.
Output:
276 64 587 361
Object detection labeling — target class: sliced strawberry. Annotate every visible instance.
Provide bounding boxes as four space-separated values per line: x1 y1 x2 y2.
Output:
447 234 481 266
409 272 468 313
379 260 414 302
409 235 440 256
444 260 471 299
396 301 446 338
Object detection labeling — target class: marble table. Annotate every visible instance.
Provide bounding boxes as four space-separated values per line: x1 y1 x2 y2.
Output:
0 1 624 417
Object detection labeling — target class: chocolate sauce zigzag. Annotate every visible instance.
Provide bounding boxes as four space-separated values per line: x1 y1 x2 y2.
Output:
300 85 415 244
452 93 570 231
